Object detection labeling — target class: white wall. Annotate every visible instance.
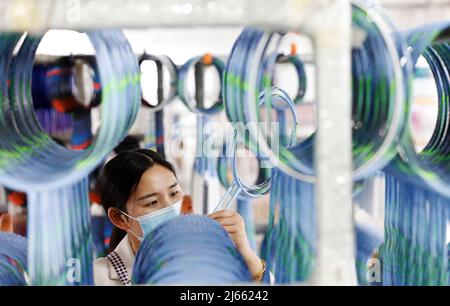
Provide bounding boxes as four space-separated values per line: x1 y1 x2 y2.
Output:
381 0 450 30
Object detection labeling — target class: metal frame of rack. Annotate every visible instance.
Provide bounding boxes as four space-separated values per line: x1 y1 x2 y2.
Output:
0 0 355 285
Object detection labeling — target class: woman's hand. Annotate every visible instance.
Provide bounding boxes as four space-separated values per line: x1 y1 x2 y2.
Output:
208 210 264 281
0 213 13 233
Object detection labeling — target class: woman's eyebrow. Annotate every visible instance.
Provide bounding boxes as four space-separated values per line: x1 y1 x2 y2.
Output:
168 182 179 189
137 193 158 201
136 183 178 201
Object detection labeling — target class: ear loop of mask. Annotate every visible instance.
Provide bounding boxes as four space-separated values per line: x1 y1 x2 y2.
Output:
117 208 145 242
117 191 145 242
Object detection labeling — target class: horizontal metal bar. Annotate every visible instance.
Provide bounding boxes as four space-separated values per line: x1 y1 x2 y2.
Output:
0 0 328 33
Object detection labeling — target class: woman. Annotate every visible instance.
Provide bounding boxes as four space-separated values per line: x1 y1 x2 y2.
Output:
94 149 269 285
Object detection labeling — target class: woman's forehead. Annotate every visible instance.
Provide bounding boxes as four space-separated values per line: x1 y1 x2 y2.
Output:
136 165 177 194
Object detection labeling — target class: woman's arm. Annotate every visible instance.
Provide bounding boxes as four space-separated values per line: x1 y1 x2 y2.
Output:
208 210 266 281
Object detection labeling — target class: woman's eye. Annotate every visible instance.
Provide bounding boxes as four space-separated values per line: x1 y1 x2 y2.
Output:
145 201 158 207
170 191 179 197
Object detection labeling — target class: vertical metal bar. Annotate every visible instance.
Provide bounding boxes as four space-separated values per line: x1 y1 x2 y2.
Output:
155 59 166 157
309 0 356 286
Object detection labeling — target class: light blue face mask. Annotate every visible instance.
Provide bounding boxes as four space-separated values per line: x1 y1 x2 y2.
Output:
119 200 182 242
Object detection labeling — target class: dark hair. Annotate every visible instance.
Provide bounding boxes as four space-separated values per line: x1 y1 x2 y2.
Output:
113 135 141 155
98 149 177 253
89 136 140 194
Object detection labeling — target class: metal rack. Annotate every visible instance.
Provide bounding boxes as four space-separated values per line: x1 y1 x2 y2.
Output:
0 0 355 285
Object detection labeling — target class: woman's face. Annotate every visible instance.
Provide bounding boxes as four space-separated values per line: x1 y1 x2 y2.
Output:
125 164 184 238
